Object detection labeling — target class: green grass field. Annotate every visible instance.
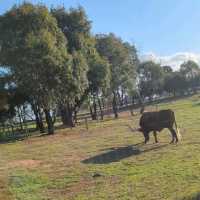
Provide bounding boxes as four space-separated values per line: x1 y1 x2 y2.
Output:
1 95 200 200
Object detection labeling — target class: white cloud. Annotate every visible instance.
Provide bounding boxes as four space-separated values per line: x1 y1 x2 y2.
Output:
140 52 200 71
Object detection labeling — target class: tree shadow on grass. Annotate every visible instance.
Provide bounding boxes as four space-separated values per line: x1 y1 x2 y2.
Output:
82 143 168 164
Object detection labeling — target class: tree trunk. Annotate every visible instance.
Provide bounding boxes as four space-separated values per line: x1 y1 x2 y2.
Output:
67 104 75 127
60 106 66 125
98 97 103 120
92 95 97 120
89 104 94 120
60 104 75 127
22 105 28 133
140 104 145 114
139 96 145 114
17 107 23 131
2 123 5 134
31 104 45 133
121 90 125 105
117 91 123 106
112 92 118 118
11 124 14 134
101 98 105 109
44 109 54 134
38 107 45 133
74 110 78 124
130 96 135 116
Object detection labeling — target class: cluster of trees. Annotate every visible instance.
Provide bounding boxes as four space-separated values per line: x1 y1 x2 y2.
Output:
138 60 200 100
0 3 138 134
0 3 200 135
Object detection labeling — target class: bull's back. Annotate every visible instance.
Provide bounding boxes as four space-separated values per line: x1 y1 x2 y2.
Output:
139 109 175 131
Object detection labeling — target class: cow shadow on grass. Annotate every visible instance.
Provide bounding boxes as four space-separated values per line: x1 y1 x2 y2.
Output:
82 143 168 164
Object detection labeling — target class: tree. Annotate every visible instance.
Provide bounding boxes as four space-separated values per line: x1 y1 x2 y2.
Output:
137 61 164 100
52 7 95 126
96 33 138 118
56 50 88 127
164 72 187 96
0 3 70 134
87 52 110 120
180 60 200 92
162 65 173 74
51 7 91 53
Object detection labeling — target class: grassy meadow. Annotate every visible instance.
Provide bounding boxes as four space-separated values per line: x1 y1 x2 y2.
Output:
0 95 200 200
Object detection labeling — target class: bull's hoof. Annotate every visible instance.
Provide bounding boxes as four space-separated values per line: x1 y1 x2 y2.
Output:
170 140 174 144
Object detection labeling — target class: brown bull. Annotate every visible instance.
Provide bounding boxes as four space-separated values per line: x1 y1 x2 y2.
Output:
138 109 181 144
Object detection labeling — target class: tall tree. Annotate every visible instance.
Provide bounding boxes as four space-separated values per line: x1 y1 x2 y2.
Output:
51 7 91 53
164 72 187 96
96 33 138 118
137 61 164 100
56 50 88 127
162 65 173 74
180 60 200 92
0 3 70 134
87 52 110 120
52 7 109 125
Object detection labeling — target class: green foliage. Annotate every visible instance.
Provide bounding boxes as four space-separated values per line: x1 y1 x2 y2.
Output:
180 60 200 79
0 3 70 109
162 65 173 74
164 72 187 95
56 50 88 105
87 52 110 95
51 6 112 124
180 60 200 90
51 6 91 53
96 33 138 93
138 61 164 98
51 7 92 114
0 3 73 133
95 33 138 117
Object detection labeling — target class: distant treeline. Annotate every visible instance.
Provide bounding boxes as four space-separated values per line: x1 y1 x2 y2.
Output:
0 3 199 135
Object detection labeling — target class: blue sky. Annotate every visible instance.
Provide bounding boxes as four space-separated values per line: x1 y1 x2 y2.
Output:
1 0 200 68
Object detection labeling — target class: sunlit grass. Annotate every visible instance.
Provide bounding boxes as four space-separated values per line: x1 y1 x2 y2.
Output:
0 95 200 199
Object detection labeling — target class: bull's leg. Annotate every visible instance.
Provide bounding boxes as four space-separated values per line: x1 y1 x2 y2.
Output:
172 128 178 143
144 132 150 144
169 128 178 143
153 131 158 143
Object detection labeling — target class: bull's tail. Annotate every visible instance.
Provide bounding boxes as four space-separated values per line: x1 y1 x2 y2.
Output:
174 117 182 141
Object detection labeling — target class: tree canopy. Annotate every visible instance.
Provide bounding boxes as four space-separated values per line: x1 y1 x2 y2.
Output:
0 3 71 133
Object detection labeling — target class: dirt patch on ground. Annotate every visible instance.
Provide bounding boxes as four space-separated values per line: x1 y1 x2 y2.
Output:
8 159 42 169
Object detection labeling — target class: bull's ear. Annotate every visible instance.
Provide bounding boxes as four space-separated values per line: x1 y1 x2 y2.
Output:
137 128 142 132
